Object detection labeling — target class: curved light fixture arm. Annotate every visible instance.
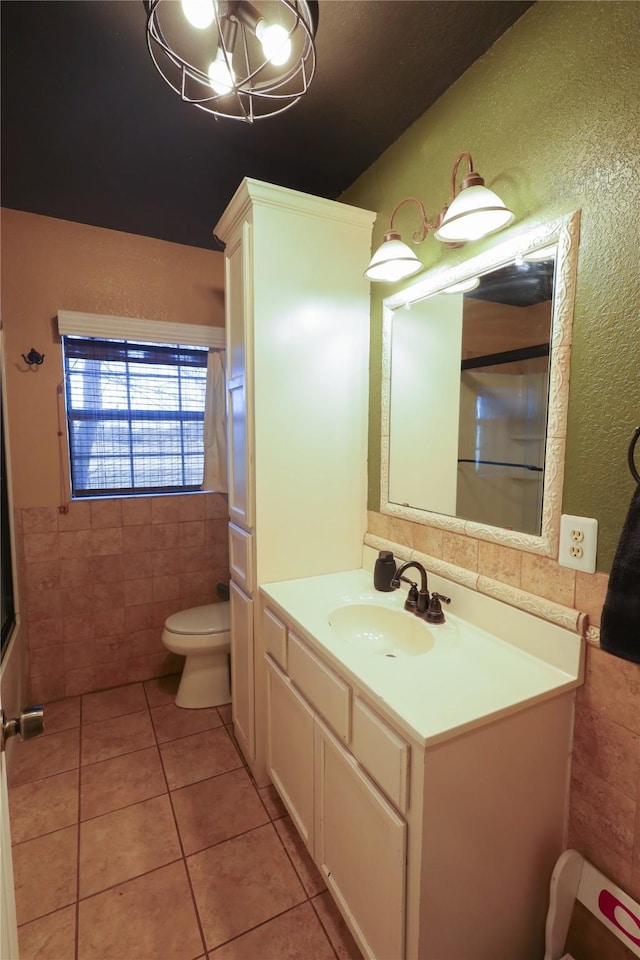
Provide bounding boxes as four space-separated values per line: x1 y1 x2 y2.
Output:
387 197 434 244
449 151 485 199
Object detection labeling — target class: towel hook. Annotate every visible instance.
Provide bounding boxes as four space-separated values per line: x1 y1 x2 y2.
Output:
21 348 45 366
628 426 640 484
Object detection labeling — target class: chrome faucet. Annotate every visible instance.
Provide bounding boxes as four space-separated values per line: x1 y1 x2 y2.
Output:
391 561 430 615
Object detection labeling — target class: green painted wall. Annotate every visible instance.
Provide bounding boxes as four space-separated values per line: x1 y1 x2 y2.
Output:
342 1 640 572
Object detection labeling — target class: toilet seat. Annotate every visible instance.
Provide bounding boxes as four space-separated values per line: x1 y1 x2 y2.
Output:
162 602 230 655
165 602 230 635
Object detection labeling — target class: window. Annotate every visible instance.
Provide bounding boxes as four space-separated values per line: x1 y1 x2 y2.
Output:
62 336 209 497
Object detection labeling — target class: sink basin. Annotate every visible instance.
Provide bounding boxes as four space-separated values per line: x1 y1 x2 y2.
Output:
328 604 435 658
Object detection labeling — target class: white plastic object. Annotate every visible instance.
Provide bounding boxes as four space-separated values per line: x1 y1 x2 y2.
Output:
558 514 598 573
544 849 640 959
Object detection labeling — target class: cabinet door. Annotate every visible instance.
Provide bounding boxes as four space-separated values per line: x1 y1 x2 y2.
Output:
225 222 254 531
229 522 254 595
230 581 254 763
227 375 254 530
315 721 406 960
266 659 315 853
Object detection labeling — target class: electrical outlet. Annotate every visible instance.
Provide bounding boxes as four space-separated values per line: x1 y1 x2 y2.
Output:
559 514 598 572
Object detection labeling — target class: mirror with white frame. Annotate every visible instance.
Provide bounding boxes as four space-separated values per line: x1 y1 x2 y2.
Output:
380 210 580 556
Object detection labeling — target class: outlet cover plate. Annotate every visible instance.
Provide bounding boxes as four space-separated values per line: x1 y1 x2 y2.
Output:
559 514 598 573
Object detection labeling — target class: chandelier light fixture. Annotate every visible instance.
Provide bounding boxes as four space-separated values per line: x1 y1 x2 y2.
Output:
365 152 514 283
144 0 319 122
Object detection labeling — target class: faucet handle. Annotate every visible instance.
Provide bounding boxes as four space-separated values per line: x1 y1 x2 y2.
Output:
432 592 451 605
403 582 419 612
425 592 451 624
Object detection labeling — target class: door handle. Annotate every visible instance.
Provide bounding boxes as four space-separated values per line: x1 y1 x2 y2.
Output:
1 706 44 748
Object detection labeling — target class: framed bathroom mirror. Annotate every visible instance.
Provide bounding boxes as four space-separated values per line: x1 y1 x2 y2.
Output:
380 210 580 556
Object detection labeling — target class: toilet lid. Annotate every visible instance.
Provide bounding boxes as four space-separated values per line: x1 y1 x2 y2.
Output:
165 602 230 636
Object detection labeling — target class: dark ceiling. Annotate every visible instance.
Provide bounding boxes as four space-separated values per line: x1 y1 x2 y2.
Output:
1 0 533 250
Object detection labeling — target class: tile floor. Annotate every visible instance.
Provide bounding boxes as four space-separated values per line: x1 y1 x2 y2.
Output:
9 677 364 960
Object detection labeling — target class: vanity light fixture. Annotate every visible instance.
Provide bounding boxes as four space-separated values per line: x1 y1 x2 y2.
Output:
144 0 318 122
441 276 480 294
523 244 557 263
365 152 514 282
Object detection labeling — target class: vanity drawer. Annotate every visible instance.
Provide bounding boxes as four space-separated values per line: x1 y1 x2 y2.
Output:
263 606 287 669
229 522 254 595
288 633 350 741
351 697 410 813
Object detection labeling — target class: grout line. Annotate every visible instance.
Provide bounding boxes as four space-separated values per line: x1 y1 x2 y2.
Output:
270 816 327 903
76 855 185 904
205 899 321 955
145 685 209 959
79 781 168 826
309 894 345 960
75 694 84 960
11 818 80 849
152 719 227 747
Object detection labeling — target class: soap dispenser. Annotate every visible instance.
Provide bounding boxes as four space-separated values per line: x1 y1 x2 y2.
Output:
374 550 397 591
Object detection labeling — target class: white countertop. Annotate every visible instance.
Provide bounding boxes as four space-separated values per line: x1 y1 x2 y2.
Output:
260 567 583 746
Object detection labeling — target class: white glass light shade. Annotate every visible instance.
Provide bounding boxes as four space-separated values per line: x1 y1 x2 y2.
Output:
523 244 557 263
442 276 480 294
364 238 423 283
434 185 514 243
181 0 215 29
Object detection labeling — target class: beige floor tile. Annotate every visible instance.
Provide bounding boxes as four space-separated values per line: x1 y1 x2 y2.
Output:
18 904 77 960
160 726 242 790
78 861 204 960
259 782 288 820
81 709 155 766
79 793 181 897
208 902 336 959
81 682 147 724
275 814 327 897
217 702 232 725
41 697 81 737
9 728 80 787
188 823 305 950
13 825 78 925
312 891 364 959
172 768 269 855
143 673 180 706
151 701 222 743
10 769 79 843
80 745 166 820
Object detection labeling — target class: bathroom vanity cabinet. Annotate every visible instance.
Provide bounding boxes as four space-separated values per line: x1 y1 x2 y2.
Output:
214 180 375 785
260 585 580 960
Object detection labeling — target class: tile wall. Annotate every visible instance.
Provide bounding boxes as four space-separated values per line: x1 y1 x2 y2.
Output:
15 493 230 702
367 510 640 911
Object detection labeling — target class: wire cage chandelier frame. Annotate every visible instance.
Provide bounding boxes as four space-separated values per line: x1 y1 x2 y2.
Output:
145 0 319 122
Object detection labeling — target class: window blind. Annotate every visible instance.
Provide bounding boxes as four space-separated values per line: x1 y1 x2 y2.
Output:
62 336 209 497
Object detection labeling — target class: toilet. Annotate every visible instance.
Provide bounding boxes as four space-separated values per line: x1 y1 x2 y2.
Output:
161 601 231 709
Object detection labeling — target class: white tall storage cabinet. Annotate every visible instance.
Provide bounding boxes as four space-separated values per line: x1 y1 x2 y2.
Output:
215 179 375 785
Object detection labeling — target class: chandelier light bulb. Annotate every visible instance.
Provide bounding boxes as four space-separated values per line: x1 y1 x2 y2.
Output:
181 0 215 30
208 49 235 95
256 20 291 66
